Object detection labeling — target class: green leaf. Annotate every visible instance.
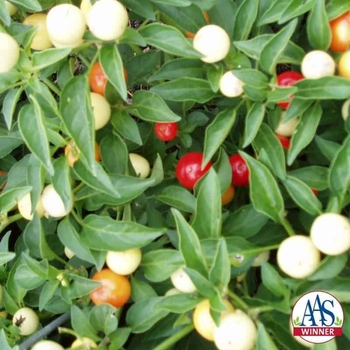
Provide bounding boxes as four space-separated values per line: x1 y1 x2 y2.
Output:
222 204 269 238
149 58 205 82
0 186 32 215
294 76 350 100
279 0 318 24
287 166 329 191
73 160 121 198
288 103 322 165
156 294 202 314
130 277 157 302
156 186 196 213
0 252 15 266
150 77 215 103
308 253 348 281
203 109 236 167
60 76 96 173
57 217 96 266
23 214 56 260
71 305 99 340
126 297 169 333
232 0 259 41
0 0 11 26
131 90 181 122
111 110 142 146
100 45 127 101
2 87 23 130
119 27 147 46
326 0 350 20
307 0 331 51
257 0 292 25
192 169 222 240
257 322 279 350
32 48 71 71
314 136 341 162
122 0 155 20
15 265 45 290
171 208 208 276
232 69 269 87
282 176 323 215
209 239 230 290
240 152 285 223
52 157 73 213
9 0 41 12
253 123 286 180
242 103 265 148
39 280 60 311
18 99 54 175
214 148 232 194
329 135 350 198
89 304 118 335
184 267 216 297
260 19 298 74
80 215 165 251
261 262 289 297
283 99 313 122
139 23 202 58
142 249 183 282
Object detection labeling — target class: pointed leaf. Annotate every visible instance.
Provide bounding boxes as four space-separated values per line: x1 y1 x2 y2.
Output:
243 102 265 148
203 109 236 168
209 239 230 290
18 98 54 175
100 45 127 101
232 0 259 41
80 215 165 251
171 208 208 276
192 169 222 239
240 152 284 222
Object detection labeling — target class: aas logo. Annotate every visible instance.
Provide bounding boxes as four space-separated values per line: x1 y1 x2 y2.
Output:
292 290 344 344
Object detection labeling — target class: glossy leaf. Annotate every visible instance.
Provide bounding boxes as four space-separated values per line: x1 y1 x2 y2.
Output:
111 110 142 145
131 278 157 303
283 176 323 215
7 0 41 11
203 109 236 168
288 103 322 165
257 0 292 25
2 87 22 130
80 215 165 251
314 136 341 162
18 98 54 175
171 208 208 276
260 19 298 74
192 169 222 240
32 48 71 71
209 239 230 290
150 77 215 103
0 186 32 215
234 36 304 65
283 99 312 122
126 297 169 333
261 262 289 297
240 152 284 223
156 294 202 314
294 77 350 100
329 135 350 198
156 186 196 213
308 253 348 281
131 90 181 122
122 0 155 20
307 0 331 51
60 76 96 173
257 323 279 350
243 102 265 148
232 0 259 41
222 204 269 238
57 218 96 266
279 0 317 24
287 166 329 190
253 123 286 180
100 45 127 101
139 23 202 58
142 249 183 282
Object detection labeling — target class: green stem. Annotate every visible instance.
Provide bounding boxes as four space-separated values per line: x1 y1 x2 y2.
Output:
78 54 91 69
0 213 22 234
129 43 143 55
70 210 84 225
43 78 61 96
153 324 194 350
248 305 274 319
137 19 150 31
280 217 295 236
227 290 249 311
72 182 86 194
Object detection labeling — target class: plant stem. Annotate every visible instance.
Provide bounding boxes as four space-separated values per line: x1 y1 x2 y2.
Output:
18 311 71 350
0 213 22 234
280 217 295 236
227 289 249 311
43 78 61 96
153 324 194 350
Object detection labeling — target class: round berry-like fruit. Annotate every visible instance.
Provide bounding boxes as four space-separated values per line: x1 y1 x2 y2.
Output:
170 267 196 293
